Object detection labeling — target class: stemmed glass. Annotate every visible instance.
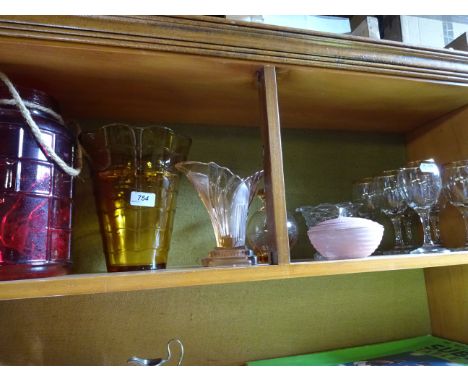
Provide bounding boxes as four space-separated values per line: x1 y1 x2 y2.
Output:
430 191 447 247
407 160 444 247
352 177 376 219
442 160 468 250
397 161 449 254
371 174 407 254
382 169 416 250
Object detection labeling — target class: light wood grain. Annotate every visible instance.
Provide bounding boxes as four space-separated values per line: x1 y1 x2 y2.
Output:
0 270 431 366
424 265 468 343
2 15 468 81
0 15 466 365
1 18 468 131
407 106 468 344
1 253 468 301
258 66 290 264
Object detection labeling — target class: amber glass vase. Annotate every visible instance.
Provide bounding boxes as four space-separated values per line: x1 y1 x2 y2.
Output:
80 124 191 272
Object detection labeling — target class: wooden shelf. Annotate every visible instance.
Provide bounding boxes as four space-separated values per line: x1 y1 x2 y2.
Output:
0 15 467 363
1 16 468 132
2 252 468 301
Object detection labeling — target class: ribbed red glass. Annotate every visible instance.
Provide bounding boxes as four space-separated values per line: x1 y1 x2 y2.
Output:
0 86 74 280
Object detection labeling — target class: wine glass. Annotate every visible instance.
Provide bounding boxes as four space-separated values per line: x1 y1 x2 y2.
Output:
382 169 416 250
442 160 468 250
430 191 448 247
352 177 376 218
397 161 449 254
407 160 444 247
371 174 407 254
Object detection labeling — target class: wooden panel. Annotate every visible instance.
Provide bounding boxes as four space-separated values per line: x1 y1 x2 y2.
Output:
0 37 261 127
407 106 468 343
277 67 468 131
2 15 468 81
258 66 290 264
1 17 468 131
1 253 468 301
424 265 468 343
407 105 468 162
0 270 430 365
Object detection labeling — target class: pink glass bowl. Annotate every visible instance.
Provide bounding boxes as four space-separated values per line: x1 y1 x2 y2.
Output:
307 217 384 260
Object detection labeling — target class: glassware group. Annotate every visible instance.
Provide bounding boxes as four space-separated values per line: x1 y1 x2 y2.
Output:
442 160 468 250
9 87 468 280
352 158 468 255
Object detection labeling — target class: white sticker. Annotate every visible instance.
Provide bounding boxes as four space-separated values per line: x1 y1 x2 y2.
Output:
130 191 156 207
419 162 439 175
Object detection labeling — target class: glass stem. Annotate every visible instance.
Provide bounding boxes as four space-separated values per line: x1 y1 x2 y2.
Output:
418 209 435 248
389 215 405 250
402 215 413 244
429 210 441 245
458 206 468 247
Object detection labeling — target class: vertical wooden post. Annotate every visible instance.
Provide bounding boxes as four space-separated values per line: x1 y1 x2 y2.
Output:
257 65 290 265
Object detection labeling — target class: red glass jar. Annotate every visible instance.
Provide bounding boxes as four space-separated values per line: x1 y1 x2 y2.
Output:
0 86 74 280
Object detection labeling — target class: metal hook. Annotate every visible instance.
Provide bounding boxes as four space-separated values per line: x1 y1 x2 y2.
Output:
127 338 184 366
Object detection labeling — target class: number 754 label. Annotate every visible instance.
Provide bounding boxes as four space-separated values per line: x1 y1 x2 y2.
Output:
130 191 156 207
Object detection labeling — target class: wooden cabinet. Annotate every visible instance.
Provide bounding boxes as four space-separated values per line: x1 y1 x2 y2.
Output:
0 16 467 364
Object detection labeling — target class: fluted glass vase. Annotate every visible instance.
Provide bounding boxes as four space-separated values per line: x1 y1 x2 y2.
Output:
176 161 263 267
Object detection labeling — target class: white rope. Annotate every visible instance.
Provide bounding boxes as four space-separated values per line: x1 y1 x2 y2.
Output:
0 72 81 176
0 99 65 125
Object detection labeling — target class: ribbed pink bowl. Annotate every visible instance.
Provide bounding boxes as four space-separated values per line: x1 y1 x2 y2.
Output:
307 218 384 260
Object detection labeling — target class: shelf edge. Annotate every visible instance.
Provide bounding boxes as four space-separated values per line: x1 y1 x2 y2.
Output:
1 253 468 301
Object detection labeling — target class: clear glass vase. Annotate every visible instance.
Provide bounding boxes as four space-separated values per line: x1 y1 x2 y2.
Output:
247 190 298 264
176 161 263 267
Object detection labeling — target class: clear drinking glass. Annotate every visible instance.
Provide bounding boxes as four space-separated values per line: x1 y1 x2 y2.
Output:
397 161 449 254
442 160 468 250
352 177 376 218
382 169 416 250
430 191 447 247
371 174 407 254
407 160 443 247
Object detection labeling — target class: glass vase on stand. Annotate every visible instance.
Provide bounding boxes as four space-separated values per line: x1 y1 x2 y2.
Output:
176 161 263 267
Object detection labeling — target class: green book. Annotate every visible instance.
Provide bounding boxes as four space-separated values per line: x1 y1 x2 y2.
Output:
247 335 468 366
